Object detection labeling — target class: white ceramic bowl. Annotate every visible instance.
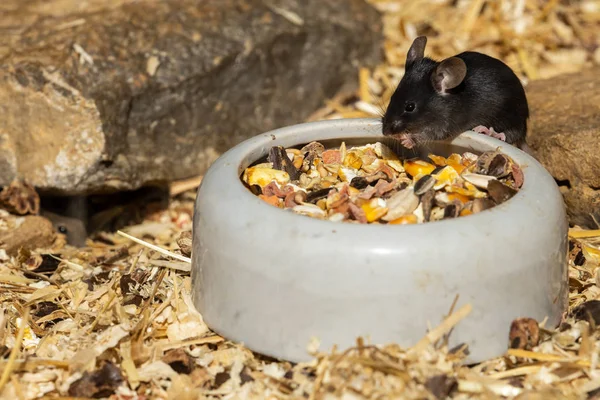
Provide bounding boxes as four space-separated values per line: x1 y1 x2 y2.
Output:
191 118 568 364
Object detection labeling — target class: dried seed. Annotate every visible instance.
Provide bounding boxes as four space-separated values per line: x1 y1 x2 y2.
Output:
343 151 363 169
300 141 325 156
443 203 461 219
432 166 460 190
471 198 495 213
317 163 328 178
476 151 512 178
0 179 40 215
487 180 518 204
361 198 388 222
512 163 525 188
259 194 281 207
284 191 304 208
357 186 377 200
382 188 419 222
386 159 405 173
23 253 61 274
322 149 341 164
459 209 473 216
421 189 435 222
162 348 195 374
268 146 301 181
293 204 327 218
349 202 368 223
292 154 304 170
306 188 332 203
338 167 358 182
327 190 349 209
388 214 418 225
428 154 447 166
404 159 436 178
263 182 293 198
176 231 192 257
300 141 325 171
425 374 458 400
350 176 369 189
374 178 397 196
373 142 400 161
244 166 290 187
509 317 540 350
487 154 512 178
68 361 124 398
414 175 435 195
462 173 497 189
447 193 470 204
446 183 487 199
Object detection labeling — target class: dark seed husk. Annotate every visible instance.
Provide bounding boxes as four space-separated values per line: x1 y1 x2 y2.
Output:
23 253 61 274
443 203 461 219
487 179 518 204
471 198 495 213
366 171 389 184
306 187 332 203
268 146 301 181
300 141 325 156
421 189 435 222
475 151 512 178
300 142 325 171
248 184 262 195
487 154 512 178
350 176 369 189
430 165 446 175
414 175 435 195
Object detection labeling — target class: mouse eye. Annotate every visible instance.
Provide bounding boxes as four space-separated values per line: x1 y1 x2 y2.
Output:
58 225 68 234
404 102 416 112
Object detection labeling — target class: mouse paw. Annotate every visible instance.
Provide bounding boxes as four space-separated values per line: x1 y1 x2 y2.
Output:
472 125 506 142
398 133 416 149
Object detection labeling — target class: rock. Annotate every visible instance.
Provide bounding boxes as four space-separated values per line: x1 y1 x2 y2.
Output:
0 215 57 256
0 0 382 195
526 67 600 228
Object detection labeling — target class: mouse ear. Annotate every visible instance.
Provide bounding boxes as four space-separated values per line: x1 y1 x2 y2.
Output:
431 57 467 93
406 36 427 67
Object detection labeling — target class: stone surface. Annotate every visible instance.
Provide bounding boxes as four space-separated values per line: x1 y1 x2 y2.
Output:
0 215 57 256
526 67 600 228
0 0 382 195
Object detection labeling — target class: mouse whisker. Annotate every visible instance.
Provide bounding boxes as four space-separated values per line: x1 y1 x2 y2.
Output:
374 98 387 119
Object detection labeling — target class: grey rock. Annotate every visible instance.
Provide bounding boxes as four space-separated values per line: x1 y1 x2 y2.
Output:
526 66 600 228
0 0 383 195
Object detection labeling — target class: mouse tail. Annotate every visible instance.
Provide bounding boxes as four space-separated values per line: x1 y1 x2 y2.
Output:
518 141 537 159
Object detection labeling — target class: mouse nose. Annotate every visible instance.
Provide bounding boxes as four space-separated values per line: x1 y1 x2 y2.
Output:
383 119 403 135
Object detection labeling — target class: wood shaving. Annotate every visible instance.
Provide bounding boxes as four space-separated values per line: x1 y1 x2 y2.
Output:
1 1 599 398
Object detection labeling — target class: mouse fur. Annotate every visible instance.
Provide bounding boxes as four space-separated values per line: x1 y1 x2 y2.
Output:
382 36 530 151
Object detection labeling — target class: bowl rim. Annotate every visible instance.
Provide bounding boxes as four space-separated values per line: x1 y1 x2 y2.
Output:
199 117 556 233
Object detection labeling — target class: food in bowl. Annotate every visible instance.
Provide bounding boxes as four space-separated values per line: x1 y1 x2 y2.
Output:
241 140 524 225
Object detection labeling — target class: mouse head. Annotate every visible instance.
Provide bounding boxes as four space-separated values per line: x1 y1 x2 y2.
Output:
41 210 88 247
54 218 88 248
382 36 467 146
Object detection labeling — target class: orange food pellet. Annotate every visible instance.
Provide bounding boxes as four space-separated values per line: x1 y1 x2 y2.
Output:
428 154 447 166
447 154 462 164
361 200 388 223
322 149 342 164
404 160 436 177
259 194 281 207
388 214 418 225
460 209 473 216
447 193 470 204
448 162 466 174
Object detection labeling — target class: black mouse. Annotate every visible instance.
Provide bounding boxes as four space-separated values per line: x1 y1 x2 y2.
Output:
381 36 531 153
